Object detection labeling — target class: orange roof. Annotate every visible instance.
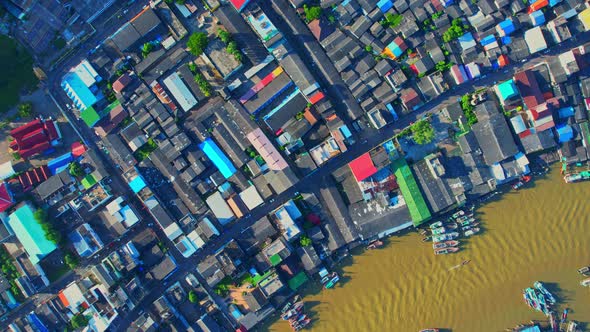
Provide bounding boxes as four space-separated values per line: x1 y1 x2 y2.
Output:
498 55 509 67
58 291 69 307
303 109 317 125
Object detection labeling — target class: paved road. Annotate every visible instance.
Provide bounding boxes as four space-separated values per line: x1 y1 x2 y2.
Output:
4 1 589 328
260 0 364 123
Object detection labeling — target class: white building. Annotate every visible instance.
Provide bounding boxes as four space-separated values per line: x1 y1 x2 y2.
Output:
163 72 198 112
524 27 547 54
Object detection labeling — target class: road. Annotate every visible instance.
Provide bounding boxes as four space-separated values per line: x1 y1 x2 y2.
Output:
4 0 590 328
260 0 365 123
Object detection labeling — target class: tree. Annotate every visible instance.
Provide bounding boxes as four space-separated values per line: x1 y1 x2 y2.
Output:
299 235 312 247
328 15 336 23
176 0 186 4
381 13 403 28
34 209 62 244
217 29 231 44
64 252 79 270
303 5 322 22
188 290 198 303
411 120 435 145
187 32 209 56
141 42 154 58
17 102 33 118
226 41 237 54
233 52 243 63
188 62 197 74
68 161 85 177
435 61 452 72
443 18 468 42
194 73 212 97
70 313 89 329
365 45 373 53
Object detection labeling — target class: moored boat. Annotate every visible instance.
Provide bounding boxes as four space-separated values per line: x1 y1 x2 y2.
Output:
432 232 459 242
429 221 443 229
367 240 384 249
512 181 524 190
464 227 480 237
434 247 459 255
433 240 459 249
580 277 590 287
561 308 568 324
564 171 590 183
567 321 579 332
533 281 556 304
578 266 590 275
422 236 432 242
431 227 446 235
419 329 439 332
451 210 464 218
457 217 476 226
324 272 340 289
461 222 479 231
445 223 458 230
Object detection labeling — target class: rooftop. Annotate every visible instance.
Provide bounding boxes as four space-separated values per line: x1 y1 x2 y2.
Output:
7 204 57 265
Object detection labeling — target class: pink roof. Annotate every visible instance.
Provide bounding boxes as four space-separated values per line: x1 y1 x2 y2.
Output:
0 182 14 212
112 73 132 94
229 0 249 11
71 142 87 158
349 153 377 182
247 128 288 171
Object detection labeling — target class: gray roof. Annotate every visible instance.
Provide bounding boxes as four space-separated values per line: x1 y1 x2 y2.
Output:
35 171 73 201
130 8 161 36
237 216 277 255
520 130 557 154
103 134 137 172
319 178 358 244
296 246 321 272
412 158 455 213
279 53 316 91
472 113 519 165
349 16 372 38
150 255 177 280
110 23 141 52
349 199 412 240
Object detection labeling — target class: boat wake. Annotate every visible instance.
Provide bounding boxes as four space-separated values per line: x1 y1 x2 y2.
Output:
449 260 471 271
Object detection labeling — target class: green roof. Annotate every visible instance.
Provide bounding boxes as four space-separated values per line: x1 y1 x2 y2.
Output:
80 106 101 127
81 174 97 189
287 271 309 291
103 99 121 114
269 253 282 266
497 79 519 102
392 158 431 227
7 204 57 265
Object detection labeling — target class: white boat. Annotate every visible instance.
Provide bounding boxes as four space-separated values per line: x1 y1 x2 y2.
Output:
464 227 480 237
429 221 443 229
581 277 590 287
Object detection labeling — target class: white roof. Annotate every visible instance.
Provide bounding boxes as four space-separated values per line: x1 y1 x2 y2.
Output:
161 36 177 50
491 163 506 181
60 282 86 313
175 235 197 258
106 196 124 214
275 207 301 241
465 62 481 79
206 191 235 225
187 229 206 249
0 162 15 180
510 114 527 134
202 217 220 236
164 222 183 240
73 59 100 87
524 27 547 54
239 185 264 210
120 206 139 227
163 72 198 112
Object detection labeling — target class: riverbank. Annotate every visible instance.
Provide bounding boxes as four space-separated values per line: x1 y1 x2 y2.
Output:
268 166 590 331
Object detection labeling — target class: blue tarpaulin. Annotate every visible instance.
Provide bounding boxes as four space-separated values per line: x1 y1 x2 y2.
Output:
530 10 545 26
498 19 516 35
558 107 575 118
557 124 574 143
480 35 496 46
377 0 393 12
501 36 512 45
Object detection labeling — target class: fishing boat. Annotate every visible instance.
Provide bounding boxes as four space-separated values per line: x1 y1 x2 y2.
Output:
367 240 384 249
464 227 480 237
293 317 311 330
419 329 439 332
561 308 569 324
421 236 432 242
461 222 480 231
457 217 476 227
564 171 590 183
324 273 340 289
451 210 465 218
282 304 304 320
549 311 559 332
431 227 446 235
580 277 590 287
533 281 556 304
512 180 524 190
444 223 458 230
429 221 443 229
432 232 459 242
433 240 459 249
434 247 459 255
578 266 590 275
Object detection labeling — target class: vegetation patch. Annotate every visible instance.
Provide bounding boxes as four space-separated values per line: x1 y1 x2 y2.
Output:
187 32 209 57
0 36 38 113
133 138 158 161
442 18 470 42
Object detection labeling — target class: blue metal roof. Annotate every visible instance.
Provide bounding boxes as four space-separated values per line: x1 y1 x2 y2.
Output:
61 72 100 110
47 152 73 175
129 175 147 193
199 138 237 179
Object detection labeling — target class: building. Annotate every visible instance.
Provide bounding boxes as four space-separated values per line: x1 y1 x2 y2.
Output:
524 27 547 54
162 72 198 112
495 79 520 106
61 60 103 111
391 158 431 226
69 223 104 258
247 128 288 171
0 182 15 213
472 112 519 165
6 203 57 265
274 204 302 242
101 197 140 235
514 70 544 109
199 138 237 179
9 119 61 159
349 153 378 182
206 191 235 226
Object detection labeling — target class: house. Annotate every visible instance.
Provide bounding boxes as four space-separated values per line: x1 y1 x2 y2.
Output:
61 59 103 111
247 128 288 171
9 119 61 159
472 111 519 165
524 27 547 54
412 155 456 213
495 79 520 106
6 203 57 265
296 246 322 273
410 57 434 76
400 88 423 111
514 70 544 109
0 182 15 213
237 216 277 255
34 170 74 204
112 73 133 94
69 223 104 258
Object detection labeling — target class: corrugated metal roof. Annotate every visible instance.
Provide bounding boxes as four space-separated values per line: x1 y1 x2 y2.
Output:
7 204 57 265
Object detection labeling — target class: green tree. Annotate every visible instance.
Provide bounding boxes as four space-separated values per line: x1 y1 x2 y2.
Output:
194 73 212 97
68 161 85 177
365 45 373 53
64 252 79 270
188 290 198 303
176 0 186 4
381 13 403 28
411 120 435 145
299 235 312 247
328 15 336 23
70 313 89 329
303 5 322 22
141 42 154 58
435 61 452 72
34 209 62 244
188 62 197 74
233 52 243 63
187 32 209 56
17 102 33 118
217 29 232 44
443 18 468 42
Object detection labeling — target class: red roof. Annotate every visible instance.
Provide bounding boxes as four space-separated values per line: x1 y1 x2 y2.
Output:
514 70 544 109
112 73 132 94
349 153 378 182
309 91 325 105
0 182 14 212
71 142 87 158
10 119 60 158
528 0 548 14
498 55 509 67
19 165 50 191
229 0 249 11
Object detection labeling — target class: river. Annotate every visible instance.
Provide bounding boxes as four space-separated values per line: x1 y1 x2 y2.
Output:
269 167 590 331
